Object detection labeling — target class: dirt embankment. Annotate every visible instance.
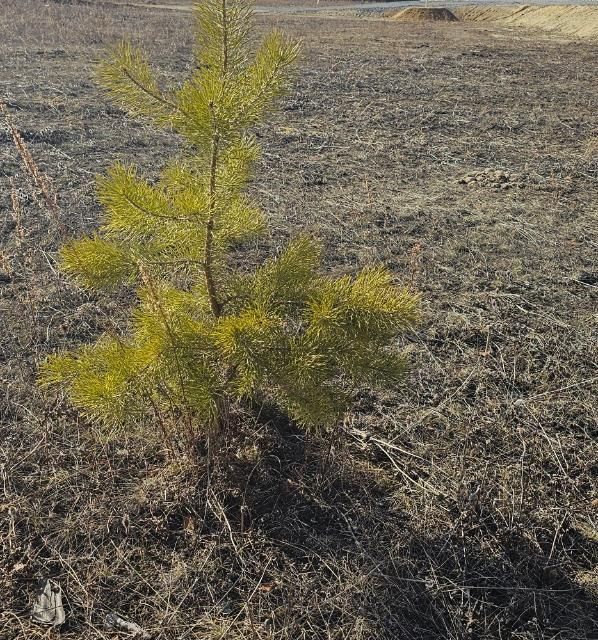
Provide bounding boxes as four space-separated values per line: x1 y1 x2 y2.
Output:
454 5 598 40
390 7 458 23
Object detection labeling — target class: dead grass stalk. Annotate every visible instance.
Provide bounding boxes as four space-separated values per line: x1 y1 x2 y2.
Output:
1 99 63 236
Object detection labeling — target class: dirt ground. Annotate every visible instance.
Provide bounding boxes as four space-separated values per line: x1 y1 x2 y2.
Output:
1 1 597 638
453 5 598 40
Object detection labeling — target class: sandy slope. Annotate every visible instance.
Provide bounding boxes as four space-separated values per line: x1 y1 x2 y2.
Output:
454 4 598 39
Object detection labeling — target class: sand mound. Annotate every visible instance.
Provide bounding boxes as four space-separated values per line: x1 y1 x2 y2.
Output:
454 5 598 40
391 7 458 23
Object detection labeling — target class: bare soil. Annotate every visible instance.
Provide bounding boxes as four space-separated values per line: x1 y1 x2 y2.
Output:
1 1 597 639
391 7 458 22
454 4 598 40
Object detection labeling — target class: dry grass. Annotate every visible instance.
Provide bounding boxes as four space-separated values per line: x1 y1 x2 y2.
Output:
1 2 597 639
1 101 62 232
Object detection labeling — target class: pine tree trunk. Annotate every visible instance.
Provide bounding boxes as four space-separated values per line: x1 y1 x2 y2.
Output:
204 129 222 318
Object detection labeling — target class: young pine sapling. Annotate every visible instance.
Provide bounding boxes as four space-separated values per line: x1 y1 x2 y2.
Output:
41 0 419 449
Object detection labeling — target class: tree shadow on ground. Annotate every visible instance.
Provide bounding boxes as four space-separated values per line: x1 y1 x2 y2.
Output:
6 405 597 639
164 409 598 640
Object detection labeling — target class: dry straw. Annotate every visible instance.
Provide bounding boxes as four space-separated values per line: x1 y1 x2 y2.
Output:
1 99 63 235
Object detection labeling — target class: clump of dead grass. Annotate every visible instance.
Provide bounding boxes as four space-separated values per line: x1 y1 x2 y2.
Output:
1 100 63 235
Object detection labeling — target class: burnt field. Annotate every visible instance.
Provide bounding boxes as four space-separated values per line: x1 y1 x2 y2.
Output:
1 1 597 638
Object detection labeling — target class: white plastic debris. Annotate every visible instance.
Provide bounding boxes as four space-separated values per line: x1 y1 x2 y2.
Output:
105 612 151 639
31 578 66 626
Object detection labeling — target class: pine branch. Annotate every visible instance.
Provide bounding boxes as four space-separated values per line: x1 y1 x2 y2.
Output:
221 0 229 75
120 191 197 223
121 68 185 117
137 265 195 434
